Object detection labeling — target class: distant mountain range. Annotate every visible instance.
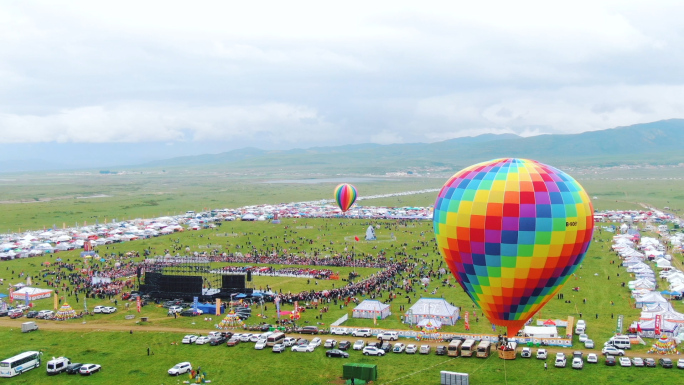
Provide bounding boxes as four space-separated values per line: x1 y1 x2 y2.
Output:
2 119 683 174
142 119 684 173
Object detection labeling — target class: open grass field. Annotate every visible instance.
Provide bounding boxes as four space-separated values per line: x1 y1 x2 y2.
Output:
0 166 682 384
0 217 682 384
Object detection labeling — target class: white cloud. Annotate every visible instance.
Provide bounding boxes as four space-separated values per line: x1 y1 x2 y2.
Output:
1 1 684 149
0 103 336 144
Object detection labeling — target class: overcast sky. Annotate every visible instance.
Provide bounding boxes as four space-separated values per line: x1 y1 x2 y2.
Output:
2 0 684 158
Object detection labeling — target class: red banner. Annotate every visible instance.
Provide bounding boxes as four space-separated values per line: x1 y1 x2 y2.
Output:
655 314 662 335
464 311 470 331
8 287 13 304
136 296 141 313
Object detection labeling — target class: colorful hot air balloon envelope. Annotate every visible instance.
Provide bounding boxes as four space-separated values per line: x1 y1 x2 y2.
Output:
433 158 594 336
334 183 358 212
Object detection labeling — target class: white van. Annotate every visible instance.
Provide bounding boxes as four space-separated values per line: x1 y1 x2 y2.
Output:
47 357 71 375
604 335 631 350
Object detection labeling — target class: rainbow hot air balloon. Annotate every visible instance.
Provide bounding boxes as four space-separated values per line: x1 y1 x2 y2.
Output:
334 183 358 213
433 158 594 336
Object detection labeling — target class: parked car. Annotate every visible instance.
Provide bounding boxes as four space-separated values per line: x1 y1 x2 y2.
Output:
65 363 84 374
180 309 202 317
93 306 105 314
377 331 399 341
272 344 286 353
168 362 192 376
419 345 431 355
79 364 101 375
226 337 240 347
338 341 351 351
619 357 631 367
298 326 320 334
587 353 598 364
363 346 386 356
291 344 315 352
536 349 547 359
254 340 267 350
168 306 183 314
645 358 656 367
584 339 595 349
296 338 309 346
26 310 38 318
435 345 447 356
521 347 532 358
324 339 337 348
38 310 54 319
406 344 418 354
195 336 211 345
677 358 684 369
605 356 616 366
632 357 644 367
572 357 584 370
102 306 117 314
555 353 566 368
8 309 23 319
182 335 199 344
249 334 262 342
578 334 589 343
353 340 366 350
283 337 297 347
326 349 349 358
601 346 625 356
209 335 228 346
352 329 372 338
331 327 350 335
310 337 322 347
380 342 392 353
393 343 406 353
240 334 254 342
659 358 673 368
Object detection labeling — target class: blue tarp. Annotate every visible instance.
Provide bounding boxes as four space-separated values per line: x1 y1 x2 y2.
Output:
196 303 225 314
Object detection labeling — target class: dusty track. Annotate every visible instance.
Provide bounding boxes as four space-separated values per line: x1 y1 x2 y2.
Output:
1 318 681 360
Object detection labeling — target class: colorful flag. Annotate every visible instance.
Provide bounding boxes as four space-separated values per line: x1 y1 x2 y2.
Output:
655 314 662 335
136 296 142 313
464 311 470 330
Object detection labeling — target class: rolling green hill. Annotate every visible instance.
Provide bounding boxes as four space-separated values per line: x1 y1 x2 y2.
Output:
143 119 684 173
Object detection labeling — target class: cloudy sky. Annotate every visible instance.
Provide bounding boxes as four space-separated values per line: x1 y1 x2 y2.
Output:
2 1 684 164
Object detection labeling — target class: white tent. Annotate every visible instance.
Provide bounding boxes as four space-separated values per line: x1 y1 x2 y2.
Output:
635 292 668 308
11 287 53 300
404 298 459 326
523 326 559 338
352 299 391 320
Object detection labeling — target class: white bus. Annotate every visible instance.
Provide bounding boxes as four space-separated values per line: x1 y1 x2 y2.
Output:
266 332 286 347
0 351 42 377
460 339 477 357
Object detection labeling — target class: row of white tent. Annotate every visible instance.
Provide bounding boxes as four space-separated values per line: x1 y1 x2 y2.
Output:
614 230 684 338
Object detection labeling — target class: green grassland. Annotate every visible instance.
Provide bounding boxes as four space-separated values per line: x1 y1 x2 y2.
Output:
0 167 682 384
0 217 682 384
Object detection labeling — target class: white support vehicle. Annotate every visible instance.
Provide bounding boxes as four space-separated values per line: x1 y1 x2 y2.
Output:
47 357 70 375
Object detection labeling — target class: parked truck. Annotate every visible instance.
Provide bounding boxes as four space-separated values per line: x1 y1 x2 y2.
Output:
21 321 39 333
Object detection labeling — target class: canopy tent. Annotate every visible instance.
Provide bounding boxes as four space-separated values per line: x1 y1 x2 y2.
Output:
635 292 668 308
404 298 459 326
11 287 53 300
523 326 559 338
352 300 390 320
55 303 77 321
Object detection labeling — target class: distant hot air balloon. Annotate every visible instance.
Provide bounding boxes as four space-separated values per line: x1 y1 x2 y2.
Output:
433 158 594 336
334 183 358 213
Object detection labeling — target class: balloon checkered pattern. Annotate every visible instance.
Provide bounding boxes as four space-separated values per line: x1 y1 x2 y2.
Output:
433 158 594 336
